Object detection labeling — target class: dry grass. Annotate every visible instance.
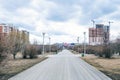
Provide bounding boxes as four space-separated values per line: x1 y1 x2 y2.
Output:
0 54 47 80
82 54 120 80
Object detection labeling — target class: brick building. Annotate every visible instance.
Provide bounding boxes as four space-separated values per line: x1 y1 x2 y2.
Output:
89 24 110 45
0 24 10 40
0 23 29 44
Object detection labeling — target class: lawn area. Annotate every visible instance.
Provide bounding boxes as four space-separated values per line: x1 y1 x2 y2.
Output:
82 54 120 80
0 54 47 80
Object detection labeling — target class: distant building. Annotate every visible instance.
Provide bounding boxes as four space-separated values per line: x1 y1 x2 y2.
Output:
0 24 11 40
89 24 110 45
0 23 29 44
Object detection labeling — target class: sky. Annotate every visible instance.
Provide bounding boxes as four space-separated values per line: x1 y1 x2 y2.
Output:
0 0 120 44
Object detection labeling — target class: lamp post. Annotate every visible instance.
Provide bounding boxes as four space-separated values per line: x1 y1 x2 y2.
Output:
49 37 51 53
108 21 113 42
42 32 45 54
82 32 86 57
77 37 79 53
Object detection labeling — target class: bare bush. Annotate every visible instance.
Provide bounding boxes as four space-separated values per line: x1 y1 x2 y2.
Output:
102 45 112 58
22 44 38 59
29 45 37 59
87 45 112 58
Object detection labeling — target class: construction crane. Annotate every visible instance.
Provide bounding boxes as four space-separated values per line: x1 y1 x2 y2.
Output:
91 19 95 28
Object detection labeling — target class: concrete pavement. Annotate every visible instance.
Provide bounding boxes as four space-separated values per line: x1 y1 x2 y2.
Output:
9 50 112 80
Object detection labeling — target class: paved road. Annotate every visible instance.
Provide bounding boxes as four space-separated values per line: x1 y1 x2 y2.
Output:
9 50 112 80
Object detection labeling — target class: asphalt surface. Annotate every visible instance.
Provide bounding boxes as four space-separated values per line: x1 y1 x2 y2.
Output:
9 50 112 80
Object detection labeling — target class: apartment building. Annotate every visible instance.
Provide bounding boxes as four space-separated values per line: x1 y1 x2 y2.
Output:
89 24 110 45
0 23 29 44
0 24 10 40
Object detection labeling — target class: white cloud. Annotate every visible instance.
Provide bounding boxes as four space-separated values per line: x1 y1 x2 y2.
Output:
32 18 88 44
30 34 42 44
0 0 120 44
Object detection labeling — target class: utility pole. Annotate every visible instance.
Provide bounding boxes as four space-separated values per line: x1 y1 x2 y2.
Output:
42 32 45 55
49 37 51 53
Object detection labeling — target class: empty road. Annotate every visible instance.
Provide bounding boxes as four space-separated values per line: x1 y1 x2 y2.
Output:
9 50 112 80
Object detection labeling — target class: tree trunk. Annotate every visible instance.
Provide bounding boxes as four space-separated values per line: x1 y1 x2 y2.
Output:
13 53 16 59
23 55 27 59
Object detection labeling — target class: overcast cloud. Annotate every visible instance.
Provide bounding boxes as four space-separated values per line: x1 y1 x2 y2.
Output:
0 0 120 44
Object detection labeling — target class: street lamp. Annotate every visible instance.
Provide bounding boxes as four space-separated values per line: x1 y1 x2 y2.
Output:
49 37 51 53
42 32 45 54
108 21 113 42
82 32 86 57
77 37 79 53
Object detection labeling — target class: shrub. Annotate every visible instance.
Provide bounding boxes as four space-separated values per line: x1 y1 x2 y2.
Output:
22 45 37 59
103 46 112 58
0 53 7 62
22 47 29 59
97 51 103 57
0 42 7 62
37 49 42 54
29 46 37 59
86 49 95 54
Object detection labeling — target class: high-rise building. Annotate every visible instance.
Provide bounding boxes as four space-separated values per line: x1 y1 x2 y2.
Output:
89 28 97 45
89 24 110 45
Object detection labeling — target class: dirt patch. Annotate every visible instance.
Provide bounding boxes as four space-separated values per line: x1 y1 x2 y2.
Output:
0 57 47 80
82 54 120 80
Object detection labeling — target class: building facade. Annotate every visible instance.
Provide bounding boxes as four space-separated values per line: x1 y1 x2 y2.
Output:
0 24 10 40
0 23 29 44
89 24 110 45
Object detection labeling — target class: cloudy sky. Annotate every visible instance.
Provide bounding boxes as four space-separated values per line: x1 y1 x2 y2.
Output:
0 0 120 44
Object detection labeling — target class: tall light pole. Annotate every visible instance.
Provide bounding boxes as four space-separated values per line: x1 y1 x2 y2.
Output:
42 32 45 54
108 21 113 42
77 37 79 53
49 37 51 53
83 32 86 57
91 20 95 45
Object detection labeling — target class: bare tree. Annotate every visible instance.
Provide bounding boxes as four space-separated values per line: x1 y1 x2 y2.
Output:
7 29 21 59
20 31 29 58
0 33 8 62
